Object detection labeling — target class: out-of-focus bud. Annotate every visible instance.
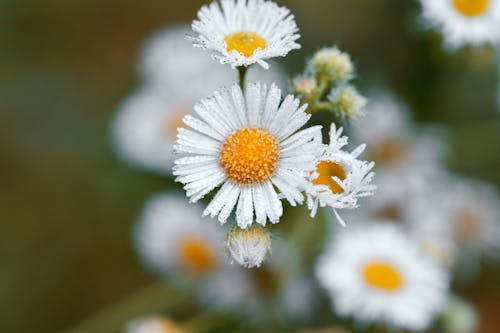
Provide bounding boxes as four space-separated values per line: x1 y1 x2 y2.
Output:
126 316 185 333
311 47 354 84
439 295 478 333
300 328 350 333
329 85 367 120
292 75 318 97
226 225 272 268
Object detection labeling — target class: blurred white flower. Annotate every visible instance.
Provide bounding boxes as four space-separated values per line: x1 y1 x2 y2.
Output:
133 192 224 277
419 0 500 49
306 124 376 225
316 222 449 331
190 0 300 69
173 82 322 229
405 175 500 279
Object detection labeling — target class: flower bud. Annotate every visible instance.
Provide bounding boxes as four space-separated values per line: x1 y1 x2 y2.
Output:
311 47 354 83
329 85 367 120
226 225 272 268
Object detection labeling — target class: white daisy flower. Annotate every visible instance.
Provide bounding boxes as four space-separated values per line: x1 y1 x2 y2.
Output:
133 192 224 277
419 0 500 49
316 222 449 331
138 25 288 96
190 0 301 69
306 124 376 225
173 82 322 229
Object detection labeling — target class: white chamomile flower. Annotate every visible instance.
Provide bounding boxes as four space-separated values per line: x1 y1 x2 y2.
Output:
138 24 288 96
133 193 224 277
173 82 322 229
419 0 500 49
306 124 376 225
126 316 184 333
190 0 301 69
316 222 449 331
406 175 500 277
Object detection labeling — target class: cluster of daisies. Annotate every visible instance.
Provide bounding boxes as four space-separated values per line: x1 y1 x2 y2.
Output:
110 1 500 333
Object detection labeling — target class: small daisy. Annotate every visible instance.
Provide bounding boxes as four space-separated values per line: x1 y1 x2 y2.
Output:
316 222 449 331
190 0 301 69
173 82 322 229
419 0 500 49
138 25 288 96
306 124 376 225
133 192 225 277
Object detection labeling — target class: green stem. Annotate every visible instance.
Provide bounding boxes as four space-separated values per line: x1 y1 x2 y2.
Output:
238 66 248 91
63 282 189 333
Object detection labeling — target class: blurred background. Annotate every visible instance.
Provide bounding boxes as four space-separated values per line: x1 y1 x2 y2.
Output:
1 0 499 332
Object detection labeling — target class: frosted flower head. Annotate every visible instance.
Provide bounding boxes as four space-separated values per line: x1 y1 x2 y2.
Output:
133 193 224 277
328 85 367 120
419 0 500 49
138 24 289 94
190 0 301 69
226 225 272 268
311 47 354 83
306 124 376 225
316 222 449 331
126 317 184 333
173 82 322 229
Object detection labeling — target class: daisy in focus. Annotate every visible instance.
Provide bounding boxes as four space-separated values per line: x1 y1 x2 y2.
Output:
173 82 322 229
306 124 376 225
316 222 449 331
190 0 301 69
133 192 224 277
419 0 500 49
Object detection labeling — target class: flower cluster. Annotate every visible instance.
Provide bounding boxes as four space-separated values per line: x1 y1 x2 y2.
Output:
172 0 374 267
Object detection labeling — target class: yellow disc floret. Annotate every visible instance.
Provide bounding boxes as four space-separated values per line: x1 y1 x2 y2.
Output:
312 161 347 194
220 127 279 185
453 0 490 17
362 261 403 291
225 31 267 57
178 236 217 274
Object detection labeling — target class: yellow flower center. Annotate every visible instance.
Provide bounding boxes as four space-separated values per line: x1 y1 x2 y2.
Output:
452 0 490 17
362 261 403 291
225 31 267 57
178 236 217 274
312 161 346 194
220 127 279 185
165 108 188 137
